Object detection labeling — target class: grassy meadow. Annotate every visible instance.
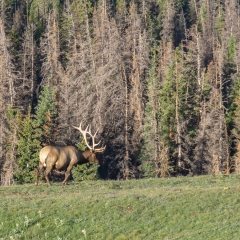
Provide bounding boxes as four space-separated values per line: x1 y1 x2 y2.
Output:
1 175 240 239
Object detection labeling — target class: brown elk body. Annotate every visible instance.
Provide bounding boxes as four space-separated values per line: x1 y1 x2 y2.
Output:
35 123 105 186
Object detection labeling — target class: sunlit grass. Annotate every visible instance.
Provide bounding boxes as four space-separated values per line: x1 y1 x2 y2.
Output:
1 175 240 239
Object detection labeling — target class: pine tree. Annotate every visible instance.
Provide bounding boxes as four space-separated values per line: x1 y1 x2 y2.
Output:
14 83 57 183
227 79 240 173
141 46 160 178
158 60 176 176
33 83 57 146
14 107 39 183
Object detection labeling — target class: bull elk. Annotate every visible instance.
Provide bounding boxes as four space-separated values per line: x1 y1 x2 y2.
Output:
35 122 105 186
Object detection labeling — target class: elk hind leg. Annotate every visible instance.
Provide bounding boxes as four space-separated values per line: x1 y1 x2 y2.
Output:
44 166 53 186
35 163 45 186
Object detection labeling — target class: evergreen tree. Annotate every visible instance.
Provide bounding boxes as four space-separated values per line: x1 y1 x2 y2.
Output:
231 79 240 173
14 84 57 183
33 83 57 146
158 60 176 176
14 108 39 183
141 46 160 178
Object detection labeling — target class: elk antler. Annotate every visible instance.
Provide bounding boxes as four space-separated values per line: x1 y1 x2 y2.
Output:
73 122 106 152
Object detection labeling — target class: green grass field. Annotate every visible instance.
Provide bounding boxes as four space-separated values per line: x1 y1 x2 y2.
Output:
1 175 240 239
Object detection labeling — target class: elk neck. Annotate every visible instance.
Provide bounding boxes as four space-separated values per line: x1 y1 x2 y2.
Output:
81 149 92 160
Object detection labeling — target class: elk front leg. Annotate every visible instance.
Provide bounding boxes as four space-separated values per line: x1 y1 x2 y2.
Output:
62 165 73 186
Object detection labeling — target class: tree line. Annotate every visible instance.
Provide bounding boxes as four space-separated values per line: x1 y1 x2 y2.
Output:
1 0 240 185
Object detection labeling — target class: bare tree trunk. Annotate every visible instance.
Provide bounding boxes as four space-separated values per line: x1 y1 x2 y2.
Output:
0 20 18 185
84 0 95 72
175 52 182 169
193 0 199 19
196 29 202 88
123 65 129 180
224 119 230 174
31 25 34 101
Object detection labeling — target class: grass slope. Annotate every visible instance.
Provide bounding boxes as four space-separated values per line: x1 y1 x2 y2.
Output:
1 175 240 239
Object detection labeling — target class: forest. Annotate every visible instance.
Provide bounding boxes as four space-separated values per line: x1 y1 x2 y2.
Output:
1 0 240 185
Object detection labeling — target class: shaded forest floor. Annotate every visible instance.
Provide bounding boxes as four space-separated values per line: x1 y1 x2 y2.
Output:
1 175 240 239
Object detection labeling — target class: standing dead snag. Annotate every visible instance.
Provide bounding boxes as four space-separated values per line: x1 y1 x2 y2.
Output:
35 122 105 186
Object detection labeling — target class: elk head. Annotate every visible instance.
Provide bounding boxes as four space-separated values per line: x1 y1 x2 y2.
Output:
72 122 105 164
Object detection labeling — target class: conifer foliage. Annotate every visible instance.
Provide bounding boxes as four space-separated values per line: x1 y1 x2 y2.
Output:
12 84 57 184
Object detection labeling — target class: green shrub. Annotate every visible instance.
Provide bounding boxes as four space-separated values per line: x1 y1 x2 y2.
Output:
72 163 99 181
71 141 99 181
